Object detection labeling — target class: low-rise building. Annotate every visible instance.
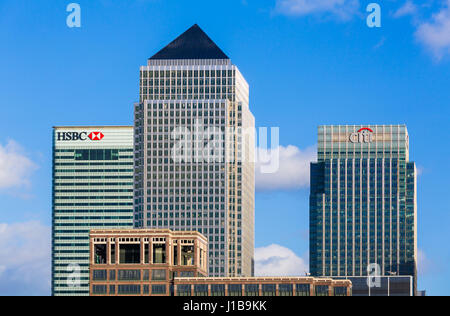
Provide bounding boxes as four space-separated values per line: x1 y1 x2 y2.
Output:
89 229 351 296
174 277 351 297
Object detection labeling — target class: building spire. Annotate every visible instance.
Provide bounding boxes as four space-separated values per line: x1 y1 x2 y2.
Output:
150 24 229 60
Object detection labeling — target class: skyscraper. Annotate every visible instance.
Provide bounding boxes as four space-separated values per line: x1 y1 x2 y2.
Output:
134 25 255 277
52 126 134 296
310 125 417 290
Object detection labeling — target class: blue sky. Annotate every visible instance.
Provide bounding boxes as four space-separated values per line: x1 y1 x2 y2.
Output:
0 0 449 296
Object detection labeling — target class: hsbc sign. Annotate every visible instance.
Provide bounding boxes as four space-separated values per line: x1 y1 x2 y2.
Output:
57 131 105 141
88 132 105 141
349 128 374 143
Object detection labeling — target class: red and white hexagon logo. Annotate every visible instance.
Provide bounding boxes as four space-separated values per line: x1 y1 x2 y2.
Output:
88 132 105 141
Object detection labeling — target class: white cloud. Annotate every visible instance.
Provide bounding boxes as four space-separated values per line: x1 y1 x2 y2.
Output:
416 165 424 176
415 0 450 60
274 0 360 20
256 145 316 191
255 244 308 277
0 140 37 189
393 1 418 18
417 248 432 276
374 36 386 49
0 221 51 296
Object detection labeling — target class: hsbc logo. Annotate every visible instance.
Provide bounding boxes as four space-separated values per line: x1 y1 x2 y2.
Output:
88 132 104 141
350 128 374 143
57 131 105 142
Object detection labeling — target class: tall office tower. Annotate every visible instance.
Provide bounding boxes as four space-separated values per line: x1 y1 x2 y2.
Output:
134 25 255 277
310 125 417 291
52 126 134 296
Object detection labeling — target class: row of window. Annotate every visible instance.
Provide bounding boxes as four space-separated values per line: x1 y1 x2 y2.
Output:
55 189 133 193
55 162 133 166
55 149 133 153
147 110 227 117
55 169 133 173
55 216 132 221
318 153 407 159
141 70 234 78
92 284 167 295
54 203 132 207
174 284 343 297
142 78 234 86
53 223 131 228
54 176 133 180
54 182 133 187
93 269 167 282
141 94 235 102
140 102 228 110
54 210 132 214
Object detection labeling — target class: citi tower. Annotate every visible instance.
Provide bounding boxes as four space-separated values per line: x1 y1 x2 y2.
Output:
310 125 417 292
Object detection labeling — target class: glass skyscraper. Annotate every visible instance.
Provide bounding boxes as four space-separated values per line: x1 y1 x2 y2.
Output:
134 24 255 277
52 126 134 296
310 125 417 290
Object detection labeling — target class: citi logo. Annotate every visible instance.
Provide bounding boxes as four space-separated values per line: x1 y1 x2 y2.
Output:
350 128 374 144
57 131 105 142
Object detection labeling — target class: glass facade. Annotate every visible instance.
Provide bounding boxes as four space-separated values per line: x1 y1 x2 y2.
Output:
334 276 413 296
310 125 417 291
52 127 134 296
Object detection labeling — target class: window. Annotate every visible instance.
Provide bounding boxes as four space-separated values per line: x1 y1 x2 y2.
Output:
92 285 107 295
74 149 119 161
315 285 329 296
296 284 310 296
109 270 116 281
181 246 194 265
119 244 140 264
118 285 141 295
334 287 348 296
177 285 191 296
261 284 276 296
145 244 149 263
194 284 208 296
92 270 107 281
173 245 178 265
111 244 116 264
118 270 141 281
152 269 166 281
153 244 166 264
152 285 167 295
279 284 293 296
211 284 225 296
228 284 242 296
94 244 107 264
245 284 259 296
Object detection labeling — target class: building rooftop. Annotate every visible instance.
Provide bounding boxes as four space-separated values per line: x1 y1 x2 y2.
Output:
149 24 229 60
53 126 132 129
90 228 208 242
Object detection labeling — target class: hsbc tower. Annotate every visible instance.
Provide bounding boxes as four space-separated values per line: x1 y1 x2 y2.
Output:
309 125 418 293
52 126 134 296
